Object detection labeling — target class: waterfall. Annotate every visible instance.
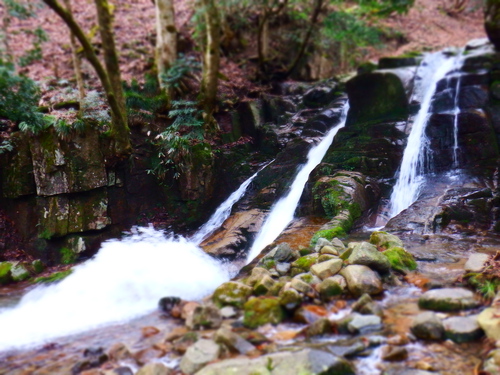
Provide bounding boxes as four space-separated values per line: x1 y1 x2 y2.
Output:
388 52 462 218
246 103 349 262
451 56 464 167
0 164 275 350
191 161 272 245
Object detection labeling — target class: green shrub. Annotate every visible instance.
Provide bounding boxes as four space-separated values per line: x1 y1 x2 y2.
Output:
0 62 43 130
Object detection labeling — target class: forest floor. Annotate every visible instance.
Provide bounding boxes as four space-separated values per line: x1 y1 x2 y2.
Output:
4 0 487 105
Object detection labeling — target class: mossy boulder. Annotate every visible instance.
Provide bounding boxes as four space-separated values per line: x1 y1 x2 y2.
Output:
345 242 391 274
0 262 13 285
346 71 409 126
369 231 404 250
212 282 253 308
382 246 417 273
419 288 480 312
10 262 30 282
243 297 285 328
291 254 319 273
311 227 346 246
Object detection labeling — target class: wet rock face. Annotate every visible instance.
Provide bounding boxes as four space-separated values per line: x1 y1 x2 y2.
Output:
346 71 410 125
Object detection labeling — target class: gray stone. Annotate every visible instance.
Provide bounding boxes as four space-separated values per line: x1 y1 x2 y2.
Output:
294 272 321 285
419 288 479 312
195 348 355 375
340 265 383 296
351 293 383 317
180 339 220 374
410 311 444 340
310 259 343 280
346 242 391 273
279 288 303 310
319 245 339 256
443 315 483 343
276 262 291 275
253 275 277 296
136 363 173 375
317 254 338 263
246 267 271 286
214 327 256 354
478 307 500 340
186 304 222 330
104 367 135 375
10 262 30 282
220 306 238 319
347 313 382 334
316 276 345 300
380 345 408 361
464 253 490 273
304 317 333 337
290 278 315 296
314 238 333 252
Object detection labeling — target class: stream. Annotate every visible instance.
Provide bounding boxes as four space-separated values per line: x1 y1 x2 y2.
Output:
0 46 497 374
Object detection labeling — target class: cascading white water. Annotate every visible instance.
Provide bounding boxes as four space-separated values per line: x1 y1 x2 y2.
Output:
388 52 461 218
451 56 464 167
246 103 349 262
0 223 248 350
0 155 275 351
191 161 272 245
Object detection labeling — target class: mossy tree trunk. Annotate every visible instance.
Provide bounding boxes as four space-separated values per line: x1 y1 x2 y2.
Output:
62 0 85 110
42 0 131 157
200 0 220 133
485 0 500 50
155 0 177 100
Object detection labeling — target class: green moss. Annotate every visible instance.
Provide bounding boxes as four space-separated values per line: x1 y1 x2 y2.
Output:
212 281 253 308
310 227 346 246
60 247 77 265
382 246 417 273
243 297 285 328
291 254 318 271
33 269 73 283
38 228 54 240
261 258 276 270
0 262 13 285
369 231 403 250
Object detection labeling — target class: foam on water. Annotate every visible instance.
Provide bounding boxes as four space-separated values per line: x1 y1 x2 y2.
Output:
0 227 231 351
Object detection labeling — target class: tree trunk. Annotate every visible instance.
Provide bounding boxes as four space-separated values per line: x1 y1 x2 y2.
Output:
200 0 220 129
285 0 323 78
257 14 270 74
155 0 177 96
42 0 131 157
485 0 500 50
62 0 85 109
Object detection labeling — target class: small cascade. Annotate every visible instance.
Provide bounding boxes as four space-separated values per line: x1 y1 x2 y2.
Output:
191 161 273 245
450 56 464 167
246 103 349 262
388 51 462 218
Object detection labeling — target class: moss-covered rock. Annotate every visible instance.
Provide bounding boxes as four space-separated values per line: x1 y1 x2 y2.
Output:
33 269 73 283
212 282 253 308
291 254 319 274
382 246 417 273
10 262 30 282
369 231 404 250
0 262 13 285
311 227 347 246
243 297 285 328
279 288 302 310
346 71 409 125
